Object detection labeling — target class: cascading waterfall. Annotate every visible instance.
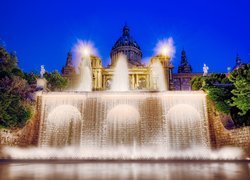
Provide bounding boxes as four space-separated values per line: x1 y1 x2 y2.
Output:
3 91 244 160
106 104 140 146
39 105 82 147
111 54 129 91
36 91 211 157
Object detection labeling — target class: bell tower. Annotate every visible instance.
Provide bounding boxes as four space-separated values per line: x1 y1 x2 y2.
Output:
178 49 192 73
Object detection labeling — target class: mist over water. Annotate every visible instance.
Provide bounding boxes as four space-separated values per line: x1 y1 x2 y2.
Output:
1 162 249 180
3 146 243 160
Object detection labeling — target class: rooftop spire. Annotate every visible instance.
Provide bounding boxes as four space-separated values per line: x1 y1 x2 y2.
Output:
180 49 187 64
178 49 192 73
123 23 130 36
66 51 73 66
61 51 75 76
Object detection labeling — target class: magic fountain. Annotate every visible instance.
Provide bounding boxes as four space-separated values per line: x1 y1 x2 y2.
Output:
2 51 244 160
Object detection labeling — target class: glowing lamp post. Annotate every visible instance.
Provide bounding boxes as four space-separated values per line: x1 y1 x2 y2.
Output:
159 46 171 57
155 38 175 59
74 40 96 60
152 38 175 90
81 46 91 58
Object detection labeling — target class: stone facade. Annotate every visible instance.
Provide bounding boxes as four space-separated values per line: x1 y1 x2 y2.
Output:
178 49 192 73
62 26 247 92
173 73 202 90
62 25 197 91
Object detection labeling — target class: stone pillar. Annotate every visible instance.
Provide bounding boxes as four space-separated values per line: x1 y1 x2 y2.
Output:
94 71 97 90
96 70 98 89
135 74 139 89
131 74 135 89
169 67 174 90
103 75 106 90
146 74 150 89
96 71 98 89
98 70 102 89
165 68 169 90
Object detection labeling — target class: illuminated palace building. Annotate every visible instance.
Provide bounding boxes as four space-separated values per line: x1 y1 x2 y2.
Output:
62 25 200 91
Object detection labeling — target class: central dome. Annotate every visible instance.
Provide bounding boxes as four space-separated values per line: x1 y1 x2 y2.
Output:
112 25 141 50
110 25 143 67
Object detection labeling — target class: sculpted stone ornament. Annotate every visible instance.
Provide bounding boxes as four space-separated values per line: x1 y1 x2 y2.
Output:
203 64 209 76
40 65 46 78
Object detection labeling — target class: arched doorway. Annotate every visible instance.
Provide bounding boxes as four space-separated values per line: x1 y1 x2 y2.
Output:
40 105 82 147
165 104 208 150
106 104 140 146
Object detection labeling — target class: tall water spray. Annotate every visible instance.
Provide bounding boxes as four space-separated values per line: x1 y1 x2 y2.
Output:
111 54 129 91
73 40 96 91
150 60 167 91
77 56 92 91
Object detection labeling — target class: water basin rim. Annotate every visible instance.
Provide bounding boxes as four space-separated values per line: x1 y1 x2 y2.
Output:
0 159 249 163
40 91 206 96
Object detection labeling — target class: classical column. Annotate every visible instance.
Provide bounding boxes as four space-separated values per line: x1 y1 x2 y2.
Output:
103 75 106 89
146 74 150 89
95 71 98 89
169 67 174 90
135 74 139 89
131 74 135 89
96 70 100 89
98 70 102 89
163 68 168 90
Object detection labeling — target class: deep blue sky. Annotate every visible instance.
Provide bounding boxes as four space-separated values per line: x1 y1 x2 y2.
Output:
1 0 249 73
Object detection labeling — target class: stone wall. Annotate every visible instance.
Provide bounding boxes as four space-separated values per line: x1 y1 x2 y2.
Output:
207 98 250 156
0 98 41 147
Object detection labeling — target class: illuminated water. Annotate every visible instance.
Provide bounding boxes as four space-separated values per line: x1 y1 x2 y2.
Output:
38 91 209 150
150 60 167 91
77 57 92 91
0 162 249 180
111 54 129 91
2 91 244 160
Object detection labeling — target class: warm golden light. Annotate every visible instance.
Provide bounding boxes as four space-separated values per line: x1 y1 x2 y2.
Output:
161 46 170 56
82 46 91 57
154 37 176 58
73 40 97 57
78 42 95 58
73 40 98 66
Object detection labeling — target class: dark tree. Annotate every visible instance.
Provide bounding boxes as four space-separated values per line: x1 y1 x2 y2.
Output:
190 66 250 127
44 70 68 91
0 47 33 129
